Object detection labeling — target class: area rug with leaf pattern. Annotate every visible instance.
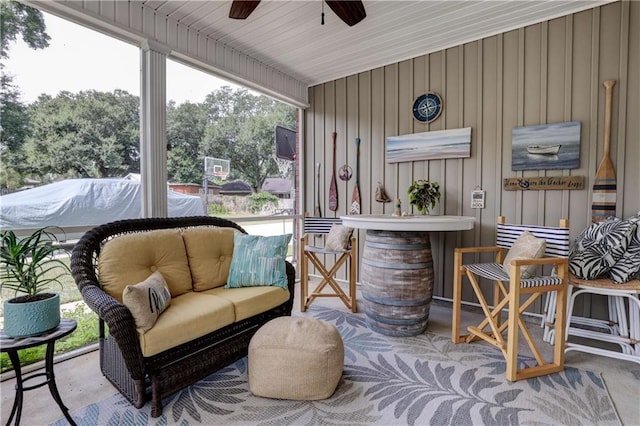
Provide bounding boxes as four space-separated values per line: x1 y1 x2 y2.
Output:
53 306 620 425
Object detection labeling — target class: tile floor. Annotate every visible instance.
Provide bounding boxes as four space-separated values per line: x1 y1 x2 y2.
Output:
2 283 639 425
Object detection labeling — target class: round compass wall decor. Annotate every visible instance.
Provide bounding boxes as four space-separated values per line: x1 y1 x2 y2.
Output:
412 92 443 123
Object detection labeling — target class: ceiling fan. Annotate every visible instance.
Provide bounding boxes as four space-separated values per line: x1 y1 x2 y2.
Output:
229 1 366 27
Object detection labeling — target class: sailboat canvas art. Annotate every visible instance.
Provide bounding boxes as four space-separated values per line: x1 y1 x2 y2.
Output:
512 121 581 171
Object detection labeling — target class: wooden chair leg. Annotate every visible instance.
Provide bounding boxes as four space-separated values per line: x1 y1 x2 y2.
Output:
349 239 357 312
505 269 521 382
300 236 308 312
452 249 464 343
465 273 506 347
305 251 354 312
553 279 566 369
468 280 508 342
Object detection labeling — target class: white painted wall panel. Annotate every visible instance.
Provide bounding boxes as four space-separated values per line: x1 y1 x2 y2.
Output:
128 2 143 33
99 0 114 21
142 6 154 37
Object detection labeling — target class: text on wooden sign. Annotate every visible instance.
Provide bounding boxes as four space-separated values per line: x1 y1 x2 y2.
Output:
503 176 585 191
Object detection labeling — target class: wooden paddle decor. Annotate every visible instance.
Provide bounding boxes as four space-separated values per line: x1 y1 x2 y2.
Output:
350 137 361 214
592 79 617 222
314 162 322 217
328 132 338 211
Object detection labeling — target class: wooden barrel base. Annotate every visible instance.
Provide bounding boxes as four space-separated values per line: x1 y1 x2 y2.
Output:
363 300 430 337
361 230 434 337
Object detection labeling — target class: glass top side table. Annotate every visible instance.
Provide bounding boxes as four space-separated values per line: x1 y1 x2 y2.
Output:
0 318 77 426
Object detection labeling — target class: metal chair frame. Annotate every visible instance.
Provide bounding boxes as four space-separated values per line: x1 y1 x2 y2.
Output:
564 275 640 364
452 216 570 381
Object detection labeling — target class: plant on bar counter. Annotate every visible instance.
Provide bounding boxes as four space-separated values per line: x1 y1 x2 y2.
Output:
408 180 441 215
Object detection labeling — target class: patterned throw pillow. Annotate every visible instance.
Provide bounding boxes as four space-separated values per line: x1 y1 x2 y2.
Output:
502 231 546 278
122 271 172 333
226 233 292 289
608 213 640 284
325 224 354 251
569 216 637 280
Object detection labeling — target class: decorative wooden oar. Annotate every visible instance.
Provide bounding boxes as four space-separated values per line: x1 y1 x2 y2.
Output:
350 137 361 214
592 79 616 222
314 162 322 217
328 132 338 211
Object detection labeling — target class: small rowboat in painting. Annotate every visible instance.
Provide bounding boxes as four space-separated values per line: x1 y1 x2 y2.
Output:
527 144 561 155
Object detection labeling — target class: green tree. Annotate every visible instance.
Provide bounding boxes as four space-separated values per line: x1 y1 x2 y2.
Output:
166 101 207 183
0 0 50 59
202 87 296 191
24 90 139 179
0 0 50 188
0 74 29 188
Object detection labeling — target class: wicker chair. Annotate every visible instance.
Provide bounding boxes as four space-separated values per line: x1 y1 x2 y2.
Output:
71 216 295 417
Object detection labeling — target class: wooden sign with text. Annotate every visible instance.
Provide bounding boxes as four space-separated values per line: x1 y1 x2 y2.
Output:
503 176 585 191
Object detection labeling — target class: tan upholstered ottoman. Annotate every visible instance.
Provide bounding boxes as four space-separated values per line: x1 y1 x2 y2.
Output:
248 316 344 400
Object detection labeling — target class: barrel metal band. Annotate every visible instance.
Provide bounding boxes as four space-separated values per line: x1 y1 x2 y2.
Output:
362 258 432 270
364 241 430 250
363 293 431 307
365 311 429 326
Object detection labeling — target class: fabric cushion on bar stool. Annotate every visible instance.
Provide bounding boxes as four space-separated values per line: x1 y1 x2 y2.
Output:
248 316 344 400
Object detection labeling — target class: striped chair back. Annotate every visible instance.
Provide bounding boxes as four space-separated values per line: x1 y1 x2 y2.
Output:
303 217 343 235
496 219 570 257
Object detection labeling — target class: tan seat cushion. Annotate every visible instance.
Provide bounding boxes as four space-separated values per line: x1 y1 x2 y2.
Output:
138 292 235 357
182 227 236 291
205 286 290 321
98 229 192 301
248 317 344 400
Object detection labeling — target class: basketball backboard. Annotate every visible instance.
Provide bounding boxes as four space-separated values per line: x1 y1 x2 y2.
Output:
275 126 296 161
204 157 230 180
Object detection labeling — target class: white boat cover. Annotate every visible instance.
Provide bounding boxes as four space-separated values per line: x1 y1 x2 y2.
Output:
0 178 205 230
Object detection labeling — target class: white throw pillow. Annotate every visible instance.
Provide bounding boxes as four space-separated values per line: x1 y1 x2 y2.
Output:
325 224 353 251
502 231 546 278
122 271 172 333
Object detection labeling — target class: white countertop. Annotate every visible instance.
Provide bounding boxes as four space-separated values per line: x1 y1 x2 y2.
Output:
340 214 475 232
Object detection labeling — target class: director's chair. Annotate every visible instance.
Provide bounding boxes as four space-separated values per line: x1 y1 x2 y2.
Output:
452 216 570 381
300 216 357 312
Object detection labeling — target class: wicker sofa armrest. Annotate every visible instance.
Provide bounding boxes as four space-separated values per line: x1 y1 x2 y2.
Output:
284 260 295 313
80 284 145 380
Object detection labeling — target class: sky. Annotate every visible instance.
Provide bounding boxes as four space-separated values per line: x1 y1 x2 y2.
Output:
3 11 235 105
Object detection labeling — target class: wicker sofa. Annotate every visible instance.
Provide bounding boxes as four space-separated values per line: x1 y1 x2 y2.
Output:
71 216 295 417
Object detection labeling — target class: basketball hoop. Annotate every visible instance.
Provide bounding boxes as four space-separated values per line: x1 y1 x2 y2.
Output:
204 157 230 179
213 170 229 180
272 153 292 178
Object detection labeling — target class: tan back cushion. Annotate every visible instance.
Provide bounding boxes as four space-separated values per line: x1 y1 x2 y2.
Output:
182 227 236 291
98 229 192 302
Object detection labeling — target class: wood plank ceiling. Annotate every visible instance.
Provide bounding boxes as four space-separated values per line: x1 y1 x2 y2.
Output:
138 0 615 87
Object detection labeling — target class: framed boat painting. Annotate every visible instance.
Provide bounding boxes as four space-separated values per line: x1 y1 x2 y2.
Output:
511 121 581 171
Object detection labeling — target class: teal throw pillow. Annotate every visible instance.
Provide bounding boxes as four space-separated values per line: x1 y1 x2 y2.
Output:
226 233 292 289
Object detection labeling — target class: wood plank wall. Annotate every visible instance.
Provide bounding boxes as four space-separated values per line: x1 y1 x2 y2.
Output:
302 1 639 316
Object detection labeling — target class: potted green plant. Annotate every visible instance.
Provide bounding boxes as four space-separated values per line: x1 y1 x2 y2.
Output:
1 228 69 337
408 180 441 215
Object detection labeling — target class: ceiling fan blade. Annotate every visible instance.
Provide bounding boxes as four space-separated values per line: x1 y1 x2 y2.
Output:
229 0 261 19
325 0 366 26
